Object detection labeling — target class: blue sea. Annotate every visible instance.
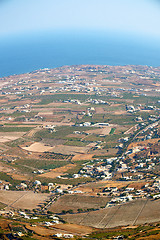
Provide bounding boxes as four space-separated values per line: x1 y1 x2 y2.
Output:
0 30 160 77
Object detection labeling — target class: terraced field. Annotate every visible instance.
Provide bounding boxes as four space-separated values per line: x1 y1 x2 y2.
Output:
63 199 160 228
0 190 50 210
49 194 111 213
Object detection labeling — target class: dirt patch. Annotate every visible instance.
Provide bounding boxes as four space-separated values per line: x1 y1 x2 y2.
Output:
0 132 25 142
26 222 93 236
85 127 112 135
95 107 105 114
114 110 127 115
22 142 54 152
39 164 75 179
9 173 29 181
52 145 90 155
26 128 40 137
37 110 53 115
72 154 94 161
92 148 118 156
26 224 56 236
53 223 93 235
0 191 50 210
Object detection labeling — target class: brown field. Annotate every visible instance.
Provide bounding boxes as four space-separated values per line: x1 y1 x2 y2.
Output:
92 148 118 156
127 138 160 150
49 194 110 213
22 142 54 152
114 110 127 115
63 199 160 229
39 164 75 179
85 127 112 135
0 219 10 230
95 107 105 114
115 125 129 133
127 182 149 190
74 180 132 193
0 164 13 173
26 224 57 236
39 115 64 122
137 231 160 240
9 173 29 181
62 114 74 123
0 190 50 210
0 202 6 210
0 163 25 181
26 222 93 236
34 107 56 113
52 223 93 235
124 124 138 134
26 128 40 137
72 154 94 161
0 143 10 152
52 145 90 155
0 132 25 142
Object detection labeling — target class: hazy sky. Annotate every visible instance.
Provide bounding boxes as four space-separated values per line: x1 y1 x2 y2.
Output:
0 0 160 38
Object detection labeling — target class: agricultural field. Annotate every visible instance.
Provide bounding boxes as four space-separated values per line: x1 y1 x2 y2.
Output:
73 180 133 193
39 163 76 179
22 142 54 152
0 202 6 210
0 190 50 210
51 145 90 155
0 65 159 238
63 199 160 229
0 132 25 142
48 194 111 213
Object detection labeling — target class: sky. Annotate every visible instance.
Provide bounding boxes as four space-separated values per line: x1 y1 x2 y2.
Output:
0 0 160 38
0 0 160 77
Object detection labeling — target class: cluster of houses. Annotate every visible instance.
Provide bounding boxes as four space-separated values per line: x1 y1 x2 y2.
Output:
73 162 113 180
75 121 109 127
54 233 74 238
105 178 160 207
87 99 108 105
0 181 9 190
126 104 159 114
1 64 160 100
126 105 140 113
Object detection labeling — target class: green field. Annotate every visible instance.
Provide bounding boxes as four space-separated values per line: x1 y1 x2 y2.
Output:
0 127 33 132
109 128 116 134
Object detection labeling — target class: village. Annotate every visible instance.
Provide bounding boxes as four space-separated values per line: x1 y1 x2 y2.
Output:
0 65 159 239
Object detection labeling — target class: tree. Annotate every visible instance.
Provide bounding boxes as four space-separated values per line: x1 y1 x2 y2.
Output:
67 209 73 214
77 208 83 213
